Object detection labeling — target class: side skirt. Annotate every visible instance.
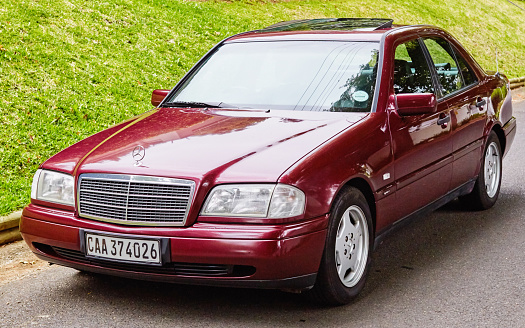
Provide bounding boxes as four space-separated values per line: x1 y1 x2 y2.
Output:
373 179 476 250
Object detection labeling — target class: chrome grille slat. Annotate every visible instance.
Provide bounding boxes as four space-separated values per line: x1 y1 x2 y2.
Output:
126 194 190 200
78 174 195 226
80 201 129 210
79 189 130 197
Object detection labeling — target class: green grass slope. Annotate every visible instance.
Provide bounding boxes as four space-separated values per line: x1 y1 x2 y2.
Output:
1 0 524 215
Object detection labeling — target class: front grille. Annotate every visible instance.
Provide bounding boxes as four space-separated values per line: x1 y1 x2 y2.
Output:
78 174 195 226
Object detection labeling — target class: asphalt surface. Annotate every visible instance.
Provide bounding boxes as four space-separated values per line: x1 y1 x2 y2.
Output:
1 101 524 328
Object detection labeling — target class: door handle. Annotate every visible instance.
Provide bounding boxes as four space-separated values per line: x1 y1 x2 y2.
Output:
476 98 486 108
437 114 450 126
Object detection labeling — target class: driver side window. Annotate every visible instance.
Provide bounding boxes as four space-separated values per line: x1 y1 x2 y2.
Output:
393 39 434 94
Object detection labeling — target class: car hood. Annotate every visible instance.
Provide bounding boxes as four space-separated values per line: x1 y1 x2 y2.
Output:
43 108 367 183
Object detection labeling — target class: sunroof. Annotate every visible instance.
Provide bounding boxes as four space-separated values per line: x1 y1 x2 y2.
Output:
262 18 393 32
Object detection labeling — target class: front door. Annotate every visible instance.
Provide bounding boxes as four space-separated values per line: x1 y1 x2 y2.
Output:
388 38 453 223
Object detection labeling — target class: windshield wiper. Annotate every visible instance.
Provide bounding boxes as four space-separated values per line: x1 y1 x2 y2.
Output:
162 101 238 109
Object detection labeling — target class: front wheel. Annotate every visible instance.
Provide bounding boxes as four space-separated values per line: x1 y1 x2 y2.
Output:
307 187 373 305
461 131 502 210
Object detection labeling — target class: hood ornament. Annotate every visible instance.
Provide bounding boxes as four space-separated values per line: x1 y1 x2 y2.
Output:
132 145 145 166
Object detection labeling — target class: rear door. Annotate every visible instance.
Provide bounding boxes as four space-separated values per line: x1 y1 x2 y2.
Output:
421 37 486 190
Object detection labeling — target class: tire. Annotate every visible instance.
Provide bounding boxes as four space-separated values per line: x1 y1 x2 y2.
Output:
462 131 502 210
307 186 373 305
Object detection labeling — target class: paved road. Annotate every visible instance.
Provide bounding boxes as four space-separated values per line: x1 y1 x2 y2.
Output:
1 101 524 328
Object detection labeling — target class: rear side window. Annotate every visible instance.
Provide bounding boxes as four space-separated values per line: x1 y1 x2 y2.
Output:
393 39 434 94
452 46 478 86
423 38 477 96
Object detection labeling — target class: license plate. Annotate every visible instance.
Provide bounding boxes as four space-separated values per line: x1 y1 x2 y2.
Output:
85 232 161 265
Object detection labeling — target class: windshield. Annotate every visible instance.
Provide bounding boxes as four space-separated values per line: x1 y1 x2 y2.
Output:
167 41 379 112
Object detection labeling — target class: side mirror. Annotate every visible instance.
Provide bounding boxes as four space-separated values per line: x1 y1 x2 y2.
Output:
151 89 170 107
395 93 437 116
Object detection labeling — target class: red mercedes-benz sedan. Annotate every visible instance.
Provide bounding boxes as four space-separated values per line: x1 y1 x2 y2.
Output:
20 18 516 305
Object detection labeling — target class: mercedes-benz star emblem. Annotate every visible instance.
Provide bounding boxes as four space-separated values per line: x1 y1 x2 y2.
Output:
132 145 145 166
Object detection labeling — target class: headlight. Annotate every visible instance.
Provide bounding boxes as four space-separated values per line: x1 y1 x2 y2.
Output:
31 169 75 206
201 184 305 219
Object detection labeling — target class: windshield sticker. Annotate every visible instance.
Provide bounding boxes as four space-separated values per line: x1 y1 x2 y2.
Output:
352 91 369 102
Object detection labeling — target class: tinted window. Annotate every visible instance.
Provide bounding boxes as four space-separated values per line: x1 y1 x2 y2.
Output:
423 38 464 96
393 39 434 94
169 41 380 112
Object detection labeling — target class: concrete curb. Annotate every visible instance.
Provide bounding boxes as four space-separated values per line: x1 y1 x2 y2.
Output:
0 211 22 246
510 77 525 90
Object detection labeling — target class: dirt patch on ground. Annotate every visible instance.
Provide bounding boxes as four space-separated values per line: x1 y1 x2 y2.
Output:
0 240 50 286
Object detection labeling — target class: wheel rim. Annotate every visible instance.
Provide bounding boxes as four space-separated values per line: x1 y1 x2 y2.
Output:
484 141 501 198
335 205 369 288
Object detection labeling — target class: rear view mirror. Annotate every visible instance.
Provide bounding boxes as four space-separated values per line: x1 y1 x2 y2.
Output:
151 89 170 107
395 93 437 116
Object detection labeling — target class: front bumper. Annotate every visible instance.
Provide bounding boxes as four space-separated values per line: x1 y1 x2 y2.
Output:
20 204 328 290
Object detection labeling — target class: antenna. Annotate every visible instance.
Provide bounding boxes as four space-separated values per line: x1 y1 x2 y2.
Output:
495 47 500 76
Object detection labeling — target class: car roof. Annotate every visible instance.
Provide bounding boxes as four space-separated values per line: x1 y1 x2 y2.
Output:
225 18 431 43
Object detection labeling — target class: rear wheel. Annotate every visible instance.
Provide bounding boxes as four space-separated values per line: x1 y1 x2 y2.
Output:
307 187 373 305
462 131 502 210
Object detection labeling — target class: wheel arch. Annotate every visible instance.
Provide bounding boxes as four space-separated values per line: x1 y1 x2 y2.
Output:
491 124 506 155
335 177 377 236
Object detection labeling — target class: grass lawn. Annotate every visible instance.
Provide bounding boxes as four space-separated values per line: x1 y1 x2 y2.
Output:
1 0 524 215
